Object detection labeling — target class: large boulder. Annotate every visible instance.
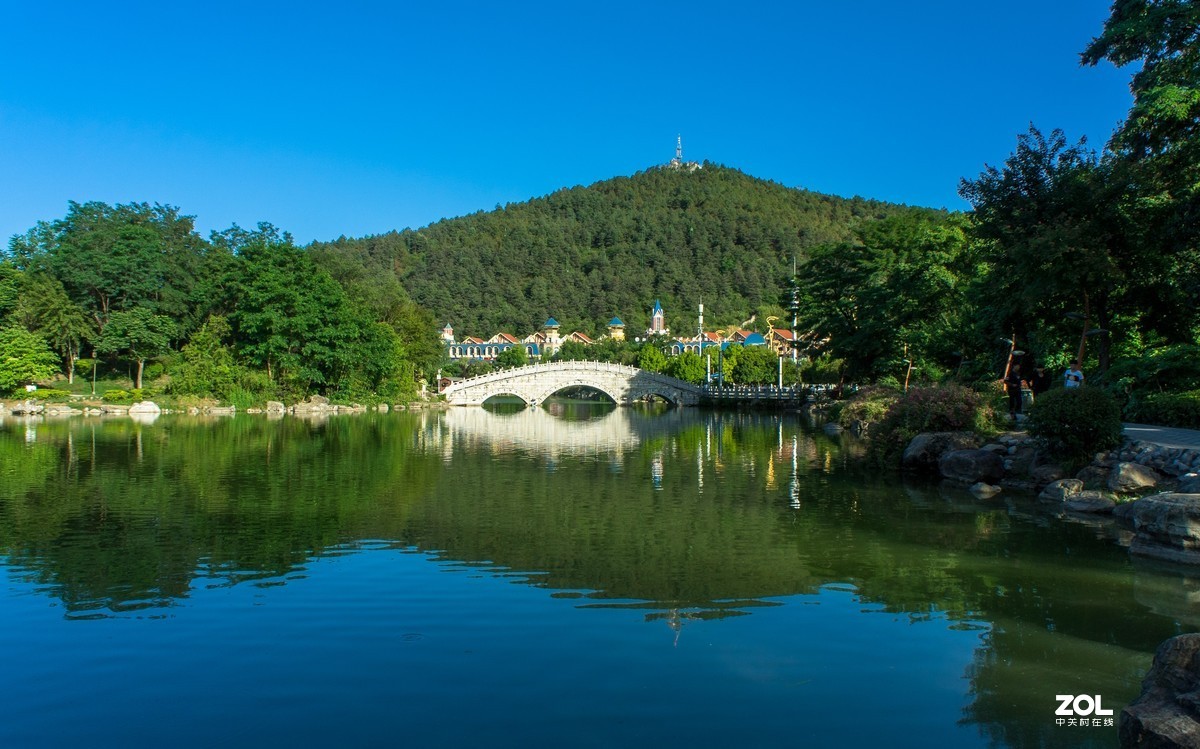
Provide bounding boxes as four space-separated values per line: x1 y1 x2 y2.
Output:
292 396 332 413
1040 478 1083 502
939 449 1005 485
1120 634 1200 748
1031 464 1067 487
1121 494 1200 565
1065 491 1117 514
1077 464 1112 489
1111 462 1163 494
128 401 161 415
902 432 981 473
265 400 286 414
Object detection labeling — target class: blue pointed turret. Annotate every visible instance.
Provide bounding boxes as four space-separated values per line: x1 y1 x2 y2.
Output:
544 317 560 328
608 316 624 327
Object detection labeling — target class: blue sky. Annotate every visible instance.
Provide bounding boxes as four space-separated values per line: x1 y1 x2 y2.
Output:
1 1 1132 246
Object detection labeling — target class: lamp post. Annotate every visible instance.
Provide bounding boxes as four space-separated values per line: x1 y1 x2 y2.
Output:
1065 311 1109 365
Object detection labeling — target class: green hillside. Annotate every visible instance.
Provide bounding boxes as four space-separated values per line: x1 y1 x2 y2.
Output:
311 164 927 338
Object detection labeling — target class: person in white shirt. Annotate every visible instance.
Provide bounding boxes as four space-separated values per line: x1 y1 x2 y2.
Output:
1064 361 1084 388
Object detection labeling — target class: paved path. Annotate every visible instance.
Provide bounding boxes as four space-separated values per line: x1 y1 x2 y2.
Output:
1123 423 1200 450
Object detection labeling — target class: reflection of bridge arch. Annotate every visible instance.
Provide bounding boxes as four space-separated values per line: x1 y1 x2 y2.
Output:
443 362 702 407
444 407 641 459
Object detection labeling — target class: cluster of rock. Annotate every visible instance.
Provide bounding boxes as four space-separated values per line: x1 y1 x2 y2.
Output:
901 431 1200 505
4 396 449 420
3 399 165 417
242 396 380 415
899 429 1200 571
1120 634 1200 748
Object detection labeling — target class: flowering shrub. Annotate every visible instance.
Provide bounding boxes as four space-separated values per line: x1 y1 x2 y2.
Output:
869 384 997 466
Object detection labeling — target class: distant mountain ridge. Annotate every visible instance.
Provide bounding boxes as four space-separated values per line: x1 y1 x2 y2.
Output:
310 164 928 338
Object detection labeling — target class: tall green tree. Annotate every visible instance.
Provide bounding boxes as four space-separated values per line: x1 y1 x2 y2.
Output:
232 238 372 395
14 274 93 383
167 315 239 399
8 202 207 332
1082 0 1200 340
796 210 974 381
959 127 1134 373
97 307 176 389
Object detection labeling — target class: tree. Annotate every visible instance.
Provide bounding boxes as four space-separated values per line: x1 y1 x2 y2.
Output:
387 300 445 380
1082 1 1200 340
552 339 590 362
959 127 1131 373
732 346 779 385
0 326 58 393
232 240 355 391
636 343 667 373
495 345 528 369
14 274 93 383
167 315 238 398
0 262 19 321
1082 0 1200 189
665 350 705 384
98 308 176 389
9 202 207 332
796 210 974 381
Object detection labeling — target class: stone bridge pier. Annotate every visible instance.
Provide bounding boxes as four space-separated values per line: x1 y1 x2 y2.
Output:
441 361 702 406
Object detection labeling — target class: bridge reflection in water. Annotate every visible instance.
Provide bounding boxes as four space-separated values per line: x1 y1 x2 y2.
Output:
433 404 831 506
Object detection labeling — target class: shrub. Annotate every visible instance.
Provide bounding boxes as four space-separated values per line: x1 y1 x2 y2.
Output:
1126 389 1200 429
101 389 134 404
26 388 72 401
834 387 900 429
1026 387 1123 465
870 384 996 466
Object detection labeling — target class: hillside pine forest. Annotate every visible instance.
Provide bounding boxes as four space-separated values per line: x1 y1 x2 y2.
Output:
1 1 1198 421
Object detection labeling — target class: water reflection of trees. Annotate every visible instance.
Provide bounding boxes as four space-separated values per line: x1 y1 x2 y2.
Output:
1 410 1192 746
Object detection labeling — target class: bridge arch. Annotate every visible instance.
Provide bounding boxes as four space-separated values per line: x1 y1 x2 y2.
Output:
441 361 702 407
528 379 621 407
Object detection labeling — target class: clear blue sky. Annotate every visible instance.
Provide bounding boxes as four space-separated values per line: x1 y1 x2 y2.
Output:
1 1 1132 246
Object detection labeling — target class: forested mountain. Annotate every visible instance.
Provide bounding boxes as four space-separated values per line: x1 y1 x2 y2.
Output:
310 164 922 338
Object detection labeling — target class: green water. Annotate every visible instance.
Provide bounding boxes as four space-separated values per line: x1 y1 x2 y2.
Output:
0 405 1191 747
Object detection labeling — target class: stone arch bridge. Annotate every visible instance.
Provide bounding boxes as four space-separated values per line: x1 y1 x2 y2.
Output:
441 361 703 406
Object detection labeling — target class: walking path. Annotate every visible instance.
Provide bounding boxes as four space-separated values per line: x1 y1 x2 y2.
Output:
1123 423 1200 450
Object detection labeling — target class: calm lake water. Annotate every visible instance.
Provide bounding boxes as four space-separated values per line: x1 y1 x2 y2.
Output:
0 403 1193 748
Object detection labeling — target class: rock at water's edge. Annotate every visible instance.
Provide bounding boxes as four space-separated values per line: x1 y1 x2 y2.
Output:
128 401 161 415
1121 494 1200 566
902 432 981 473
1120 634 1200 748
940 449 1006 484
1111 462 1163 494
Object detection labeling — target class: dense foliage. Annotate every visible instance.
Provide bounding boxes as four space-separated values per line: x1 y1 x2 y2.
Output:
869 385 997 467
2 208 442 402
310 165 908 338
1026 388 1124 464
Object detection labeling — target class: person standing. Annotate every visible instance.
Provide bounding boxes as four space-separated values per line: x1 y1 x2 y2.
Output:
1030 362 1052 401
1005 363 1025 420
1064 360 1085 389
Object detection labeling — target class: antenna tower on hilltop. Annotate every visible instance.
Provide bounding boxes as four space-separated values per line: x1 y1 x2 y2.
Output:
668 135 701 172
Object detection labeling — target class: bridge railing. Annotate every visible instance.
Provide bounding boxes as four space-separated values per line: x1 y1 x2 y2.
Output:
441 360 646 393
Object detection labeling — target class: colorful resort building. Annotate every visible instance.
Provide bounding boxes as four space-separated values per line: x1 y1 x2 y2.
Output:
442 300 803 363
